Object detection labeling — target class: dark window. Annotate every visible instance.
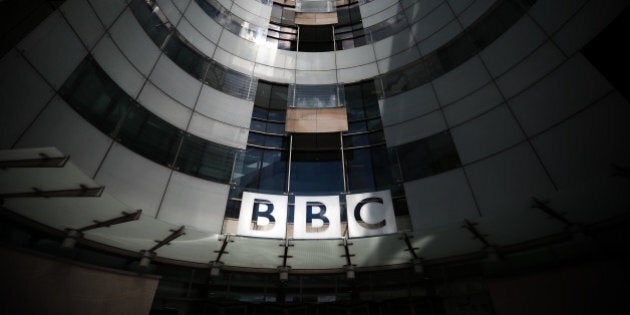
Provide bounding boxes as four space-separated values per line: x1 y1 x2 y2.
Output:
59 58 131 135
117 106 181 166
175 134 236 183
290 150 343 194
396 131 461 181
298 25 334 52
164 35 207 79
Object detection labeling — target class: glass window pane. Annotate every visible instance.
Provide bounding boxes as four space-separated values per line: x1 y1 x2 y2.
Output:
259 150 288 192
60 58 131 134
118 106 181 166
176 134 236 183
290 150 343 194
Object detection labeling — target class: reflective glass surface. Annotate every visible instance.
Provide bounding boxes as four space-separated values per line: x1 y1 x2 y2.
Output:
175 134 236 183
60 56 239 183
396 131 461 181
59 58 131 135
290 150 344 194
129 0 257 100
117 105 181 166
288 84 345 108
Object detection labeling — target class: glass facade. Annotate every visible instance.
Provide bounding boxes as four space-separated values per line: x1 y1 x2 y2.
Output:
129 0 258 100
60 57 238 183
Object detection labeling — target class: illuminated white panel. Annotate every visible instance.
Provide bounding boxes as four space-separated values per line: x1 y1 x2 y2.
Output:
293 195 342 239
237 192 288 239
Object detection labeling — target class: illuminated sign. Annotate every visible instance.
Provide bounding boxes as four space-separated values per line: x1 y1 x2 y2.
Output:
236 190 397 238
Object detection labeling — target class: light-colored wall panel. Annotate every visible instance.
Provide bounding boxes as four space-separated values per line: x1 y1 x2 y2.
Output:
451 105 525 164
230 3 269 26
442 82 504 126
432 56 490 105
196 85 254 128
149 55 203 108
15 97 112 177
256 45 297 69
376 47 421 73
17 11 87 89
92 35 146 99
405 168 479 230
532 92 630 189
362 3 400 28
417 19 462 55
480 15 547 77
360 0 398 19
184 0 223 43
187 113 249 149
495 41 566 98
373 29 417 60
172 0 192 12
458 0 496 28
137 82 193 130
508 54 612 137
234 0 272 18
254 63 295 83
217 30 259 62
214 47 255 75
295 70 337 84
177 19 217 58
404 0 444 23
0 50 54 148
296 51 336 71
88 0 127 28
383 110 447 147
94 143 171 217
465 142 556 217
60 0 105 50
336 45 376 68
156 0 183 24
109 9 161 76
158 171 229 232
337 63 379 83
410 3 453 43
379 83 439 127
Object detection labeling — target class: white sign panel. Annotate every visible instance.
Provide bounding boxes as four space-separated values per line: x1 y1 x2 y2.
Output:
293 195 342 239
237 192 288 238
346 190 397 237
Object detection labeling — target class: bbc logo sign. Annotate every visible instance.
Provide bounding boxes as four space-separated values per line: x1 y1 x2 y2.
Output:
237 190 397 239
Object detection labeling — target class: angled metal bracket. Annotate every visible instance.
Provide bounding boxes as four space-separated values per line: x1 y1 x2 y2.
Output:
462 219 492 248
148 226 186 253
278 239 294 267
531 197 573 228
400 232 420 260
0 185 104 199
76 209 142 232
212 234 233 262
339 238 355 267
0 154 69 169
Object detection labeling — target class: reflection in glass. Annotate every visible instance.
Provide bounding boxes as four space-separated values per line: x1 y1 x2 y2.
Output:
290 150 343 194
175 134 236 182
59 58 131 135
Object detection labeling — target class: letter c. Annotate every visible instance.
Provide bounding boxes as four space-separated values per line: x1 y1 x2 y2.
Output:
353 197 386 229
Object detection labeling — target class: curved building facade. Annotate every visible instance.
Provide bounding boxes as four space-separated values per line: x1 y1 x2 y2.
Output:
1 0 629 312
